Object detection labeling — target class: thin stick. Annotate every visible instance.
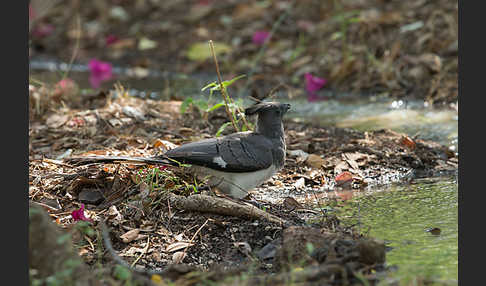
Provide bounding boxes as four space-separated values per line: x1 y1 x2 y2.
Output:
131 236 150 268
180 219 210 263
208 40 239 132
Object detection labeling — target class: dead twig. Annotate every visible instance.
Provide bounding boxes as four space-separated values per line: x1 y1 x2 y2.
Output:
164 193 288 226
131 236 150 268
179 218 210 263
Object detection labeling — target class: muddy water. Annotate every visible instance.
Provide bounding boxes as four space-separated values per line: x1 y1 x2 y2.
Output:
30 59 459 282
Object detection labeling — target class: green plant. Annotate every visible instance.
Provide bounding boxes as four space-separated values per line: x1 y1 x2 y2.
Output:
179 74 247 126
180 40 254 137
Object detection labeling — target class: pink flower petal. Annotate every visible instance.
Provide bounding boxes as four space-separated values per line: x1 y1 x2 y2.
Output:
88 59 113 89
71 204 93 222
304 73 327 93
56 78 75 90
53 78 77 96
304 73 328 102
252 30 270 45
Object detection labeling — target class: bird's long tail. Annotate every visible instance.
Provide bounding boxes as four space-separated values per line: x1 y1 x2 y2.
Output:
64 155 174 166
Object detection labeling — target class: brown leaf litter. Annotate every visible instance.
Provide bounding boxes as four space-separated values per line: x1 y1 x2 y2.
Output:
29 93 457 285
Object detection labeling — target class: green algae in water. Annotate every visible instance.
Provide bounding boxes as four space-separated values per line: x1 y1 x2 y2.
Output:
336 177 458 282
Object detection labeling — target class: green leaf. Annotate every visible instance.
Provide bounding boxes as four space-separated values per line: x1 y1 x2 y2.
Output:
202 74 245 93
186 42 231 62
207 102 225 112
222 74 246 87
201 81 218 91
216 122 232 137
180 97 193 114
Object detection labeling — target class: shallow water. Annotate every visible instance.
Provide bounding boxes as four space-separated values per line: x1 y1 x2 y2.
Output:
335 176 458 282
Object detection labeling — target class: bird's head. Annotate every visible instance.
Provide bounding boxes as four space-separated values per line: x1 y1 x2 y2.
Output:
244 102 291 118
245 102 291 138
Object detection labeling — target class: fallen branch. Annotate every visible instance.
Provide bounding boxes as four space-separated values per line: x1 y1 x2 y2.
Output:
164 192 288 226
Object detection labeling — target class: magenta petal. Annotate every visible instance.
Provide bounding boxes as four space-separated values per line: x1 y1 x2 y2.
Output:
252 31 270 45
71 204 92 222
88 59 113 89
304 73 327 93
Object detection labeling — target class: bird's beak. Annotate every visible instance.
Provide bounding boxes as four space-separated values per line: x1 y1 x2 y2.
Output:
282 103 291 114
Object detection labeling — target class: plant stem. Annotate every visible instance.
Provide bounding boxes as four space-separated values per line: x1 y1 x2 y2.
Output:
209 40 239 132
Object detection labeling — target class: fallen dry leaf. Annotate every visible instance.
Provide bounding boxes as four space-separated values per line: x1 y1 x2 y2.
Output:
335 171 353 186
46 114 69 128
283 197 303 209
343 153 360 171
153 138 178 150
288 149 309 163
120 229 140 243
400 136 416 150
334 160 349 175
305 154 325 169
166 241 194 253
172 251 186 264
107 206 123 224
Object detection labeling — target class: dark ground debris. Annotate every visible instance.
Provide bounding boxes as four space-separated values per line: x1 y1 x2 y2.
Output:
29 91 457 285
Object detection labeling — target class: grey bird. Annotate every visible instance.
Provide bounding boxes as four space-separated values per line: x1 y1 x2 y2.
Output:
66 102 291 199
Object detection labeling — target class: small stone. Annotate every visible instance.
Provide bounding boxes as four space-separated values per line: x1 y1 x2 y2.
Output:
78 189 105 205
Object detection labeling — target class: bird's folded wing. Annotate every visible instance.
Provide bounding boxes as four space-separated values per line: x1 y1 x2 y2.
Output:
160 133 274 172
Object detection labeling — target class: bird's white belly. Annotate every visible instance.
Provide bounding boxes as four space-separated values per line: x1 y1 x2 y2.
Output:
191 165 278 199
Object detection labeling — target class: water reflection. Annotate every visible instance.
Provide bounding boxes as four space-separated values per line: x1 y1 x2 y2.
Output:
336 177 458 281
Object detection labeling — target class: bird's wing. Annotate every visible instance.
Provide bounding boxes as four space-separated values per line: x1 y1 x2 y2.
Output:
161 132 274 172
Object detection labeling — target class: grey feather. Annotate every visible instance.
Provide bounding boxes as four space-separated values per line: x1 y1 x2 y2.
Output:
161 132 274 172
